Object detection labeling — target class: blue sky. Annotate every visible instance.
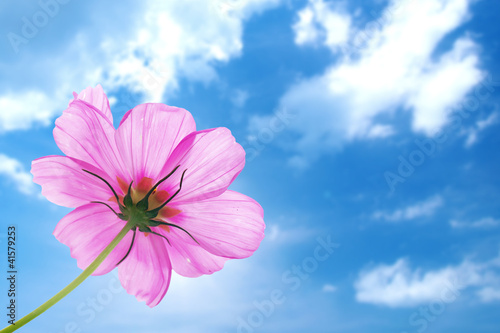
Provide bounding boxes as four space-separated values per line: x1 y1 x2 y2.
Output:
1 0 500 332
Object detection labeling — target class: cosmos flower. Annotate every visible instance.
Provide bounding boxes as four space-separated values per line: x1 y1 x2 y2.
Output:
31 85 265 307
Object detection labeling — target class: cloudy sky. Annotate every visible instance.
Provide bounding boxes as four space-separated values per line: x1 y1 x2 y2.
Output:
1 0 500 332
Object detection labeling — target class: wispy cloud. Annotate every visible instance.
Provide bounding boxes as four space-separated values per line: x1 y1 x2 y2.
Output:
262 0 483 168
0 91 58 132
0 153 37 195
463 111 499 148
477 287 500 302
0 0 282 132
322 284 337 293
230 89 249 108
372 195 443 222
450 217 500 229
266 223 319 244
354 254 500 307
293 0 351 50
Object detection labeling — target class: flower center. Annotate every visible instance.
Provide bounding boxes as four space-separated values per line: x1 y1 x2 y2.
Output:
113 176 181 231
82 166 199 265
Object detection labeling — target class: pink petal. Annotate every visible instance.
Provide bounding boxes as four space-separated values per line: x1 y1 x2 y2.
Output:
167 232 228 277
75 85 113 125
31 155 114 208
159 128 245 203
169 190 265 259
115 103 195 181
54 99 128 181
118 232 172 307
53 203 133 276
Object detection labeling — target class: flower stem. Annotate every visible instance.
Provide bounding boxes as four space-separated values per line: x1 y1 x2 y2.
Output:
0 221 134 333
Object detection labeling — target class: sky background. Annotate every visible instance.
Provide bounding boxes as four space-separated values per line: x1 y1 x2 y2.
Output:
1 0 500 332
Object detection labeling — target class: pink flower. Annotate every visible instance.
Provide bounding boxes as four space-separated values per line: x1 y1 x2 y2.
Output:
31 85 265 307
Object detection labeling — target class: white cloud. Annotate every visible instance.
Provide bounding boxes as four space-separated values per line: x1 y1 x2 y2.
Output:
0 0 282 132
293 0 351 49
450 217 500 229
354 254 500 307
273 0 483 167
477 287 500 302
99 0 282 103
266 223 319 244
102 1 248 102
293 6 318 45
0 91 58 132
463 111 499 148
78 256 265 331
231 89 249 108
366 124 395 138
373 195 443 222
322 284 337 292
0 154 37 195
477 110 499 129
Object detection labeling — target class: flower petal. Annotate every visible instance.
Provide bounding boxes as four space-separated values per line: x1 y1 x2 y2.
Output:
54 98 128 181
75 85 113 124
118 232 172 307
32 155 114 208
160 128 245 203
115 103 195 181
169 190 265 259
53 203 133 276
167 234 228 277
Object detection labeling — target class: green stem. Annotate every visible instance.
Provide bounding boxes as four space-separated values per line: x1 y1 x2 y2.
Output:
0 221 134 333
